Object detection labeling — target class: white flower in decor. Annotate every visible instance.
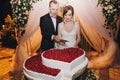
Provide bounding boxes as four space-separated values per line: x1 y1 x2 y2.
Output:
98 0 120 29
108 5 113 9
104 6 108 10
106 0 110 2
10 0 40 36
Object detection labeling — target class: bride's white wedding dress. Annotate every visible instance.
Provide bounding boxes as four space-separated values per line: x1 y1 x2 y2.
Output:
56 22 79 49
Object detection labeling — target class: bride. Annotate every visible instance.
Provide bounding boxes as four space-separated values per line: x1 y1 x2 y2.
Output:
55 5 81 49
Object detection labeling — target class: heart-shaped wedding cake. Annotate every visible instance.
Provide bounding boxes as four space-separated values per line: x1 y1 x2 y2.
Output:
23 48 88 80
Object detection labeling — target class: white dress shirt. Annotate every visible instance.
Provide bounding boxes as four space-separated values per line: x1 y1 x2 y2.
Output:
50 13 58 47
49 13 57 40
51 15 57 30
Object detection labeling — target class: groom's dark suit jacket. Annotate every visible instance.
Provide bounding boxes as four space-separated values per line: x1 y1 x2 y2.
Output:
40 13 62 51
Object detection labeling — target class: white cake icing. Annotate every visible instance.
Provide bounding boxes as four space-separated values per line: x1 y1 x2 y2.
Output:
23 48 88 80
23 57 62 80
42 49 85 72
23 70 62 80
62 58 88 80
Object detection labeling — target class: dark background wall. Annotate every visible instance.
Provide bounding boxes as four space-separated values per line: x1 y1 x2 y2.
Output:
0 0 12 29
0 0 17 48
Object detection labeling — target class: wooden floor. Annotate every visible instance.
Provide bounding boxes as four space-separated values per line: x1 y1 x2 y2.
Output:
93 66 120 80
99 66 120 80
109 66 120 80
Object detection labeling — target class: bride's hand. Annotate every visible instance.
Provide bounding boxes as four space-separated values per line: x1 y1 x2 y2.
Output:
74 44 78 48
59 41 66 46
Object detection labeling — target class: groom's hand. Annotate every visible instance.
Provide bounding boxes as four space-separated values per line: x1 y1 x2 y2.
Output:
53 35 60 42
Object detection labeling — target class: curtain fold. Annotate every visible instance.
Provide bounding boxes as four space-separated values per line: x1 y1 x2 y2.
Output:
10 28 42 72
71 0 112 52
78 18 107 53
72 0 119 68
10 1 48 72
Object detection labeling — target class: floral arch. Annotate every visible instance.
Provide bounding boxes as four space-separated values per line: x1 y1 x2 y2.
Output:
10 0 120 72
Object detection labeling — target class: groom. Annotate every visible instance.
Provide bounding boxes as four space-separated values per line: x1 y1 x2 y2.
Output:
39 0 62 52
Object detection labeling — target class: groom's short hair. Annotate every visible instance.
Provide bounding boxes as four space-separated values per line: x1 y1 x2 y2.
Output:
49 0 58 7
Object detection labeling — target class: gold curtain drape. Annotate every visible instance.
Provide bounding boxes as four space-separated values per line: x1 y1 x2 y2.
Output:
10 28 42 72
73 0 120 69
79 18 106 53
78 17 119 68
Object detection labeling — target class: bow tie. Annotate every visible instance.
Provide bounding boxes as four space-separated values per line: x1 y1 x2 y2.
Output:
51 16 57 18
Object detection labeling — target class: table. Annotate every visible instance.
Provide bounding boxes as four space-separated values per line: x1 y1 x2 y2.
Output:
23 69 97 80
